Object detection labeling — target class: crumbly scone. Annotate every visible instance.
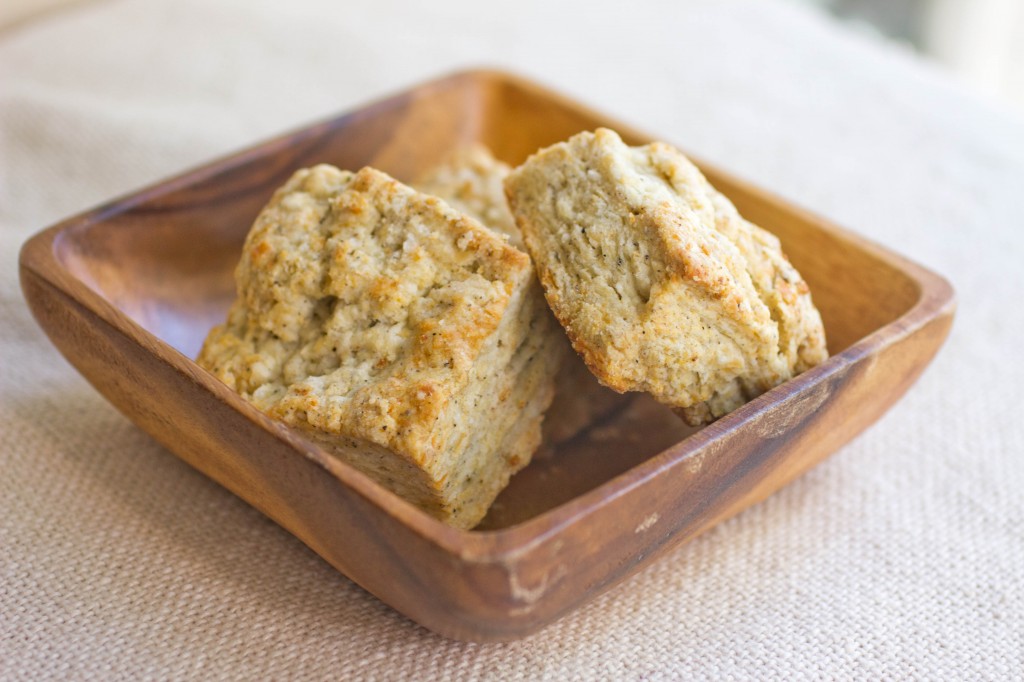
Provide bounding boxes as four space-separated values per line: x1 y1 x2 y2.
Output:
417 146 623 443
504 128 828 425
416 145 521 246
198 165 561 528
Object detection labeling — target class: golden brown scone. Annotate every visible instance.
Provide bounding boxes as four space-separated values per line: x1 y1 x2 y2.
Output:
416 145 521 246
417 146 623 444
198 165 561 528
504 128 828 425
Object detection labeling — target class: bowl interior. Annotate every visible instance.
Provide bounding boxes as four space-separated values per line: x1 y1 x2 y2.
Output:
52 71 923 530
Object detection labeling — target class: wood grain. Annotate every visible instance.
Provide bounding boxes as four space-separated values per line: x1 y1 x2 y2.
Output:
19 70 955 641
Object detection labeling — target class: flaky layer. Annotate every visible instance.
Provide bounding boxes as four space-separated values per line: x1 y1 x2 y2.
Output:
417 145 622 443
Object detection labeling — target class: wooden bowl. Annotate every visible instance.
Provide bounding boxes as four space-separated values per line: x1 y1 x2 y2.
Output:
19 70 955 642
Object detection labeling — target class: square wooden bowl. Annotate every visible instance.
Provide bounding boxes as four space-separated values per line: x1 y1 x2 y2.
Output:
19 70 955 641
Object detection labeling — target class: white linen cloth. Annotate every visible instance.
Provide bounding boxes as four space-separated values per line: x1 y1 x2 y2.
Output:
2 0 1021 678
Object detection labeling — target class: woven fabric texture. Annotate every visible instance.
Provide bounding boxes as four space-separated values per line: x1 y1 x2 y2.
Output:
2 0 1022 678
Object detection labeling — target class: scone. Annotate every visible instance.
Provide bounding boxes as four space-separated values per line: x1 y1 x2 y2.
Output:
504 128 828 425
198 165 561 528
418 146 623 443
416 145 521 246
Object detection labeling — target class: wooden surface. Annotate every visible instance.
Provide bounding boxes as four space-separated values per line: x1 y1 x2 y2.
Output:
19 70 956 641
